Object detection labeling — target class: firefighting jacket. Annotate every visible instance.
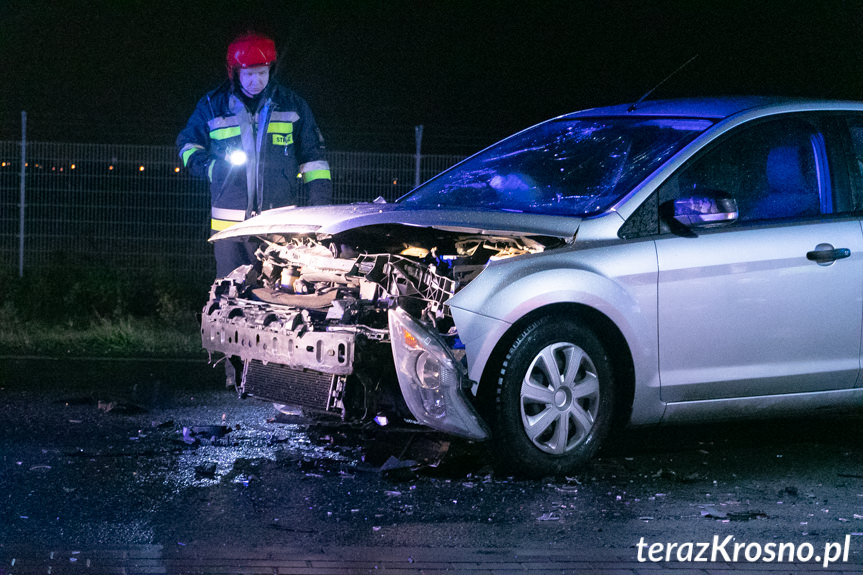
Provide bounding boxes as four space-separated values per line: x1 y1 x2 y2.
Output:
176 82 332 231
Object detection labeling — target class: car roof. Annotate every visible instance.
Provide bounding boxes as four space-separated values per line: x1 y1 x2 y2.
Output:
563 96 863 121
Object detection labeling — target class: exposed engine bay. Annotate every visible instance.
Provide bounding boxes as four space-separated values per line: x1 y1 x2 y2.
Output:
201 224 559 438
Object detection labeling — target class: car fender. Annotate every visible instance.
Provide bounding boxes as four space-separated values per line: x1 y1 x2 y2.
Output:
447 242 664 425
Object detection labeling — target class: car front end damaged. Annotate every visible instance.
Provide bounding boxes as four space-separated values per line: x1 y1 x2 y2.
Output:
200 216 561 440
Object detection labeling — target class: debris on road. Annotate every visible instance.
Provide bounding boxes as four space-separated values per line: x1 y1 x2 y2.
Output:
181 425 231 445
194 462 217 478
727 510 767 521
379 456 418 481
97 400 116 413
700 506 727 519
700 505 767 521
653 468 704 483
97 399 146 414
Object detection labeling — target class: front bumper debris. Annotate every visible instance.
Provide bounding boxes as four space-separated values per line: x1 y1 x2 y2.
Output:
201 270 356 376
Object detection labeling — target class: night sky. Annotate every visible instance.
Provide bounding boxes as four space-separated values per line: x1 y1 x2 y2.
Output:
3 1 863 153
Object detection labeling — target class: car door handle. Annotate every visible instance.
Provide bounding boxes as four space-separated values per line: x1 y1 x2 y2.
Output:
806 247 851 263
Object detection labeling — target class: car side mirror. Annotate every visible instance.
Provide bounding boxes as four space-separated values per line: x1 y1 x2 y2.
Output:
672 192 738 228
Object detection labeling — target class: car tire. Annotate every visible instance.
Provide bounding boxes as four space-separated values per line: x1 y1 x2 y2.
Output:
492 316 614 477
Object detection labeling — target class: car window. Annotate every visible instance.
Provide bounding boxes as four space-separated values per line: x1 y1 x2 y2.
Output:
846 122 863 179
657 117 827 227
399 118 712 217
838 116 863 212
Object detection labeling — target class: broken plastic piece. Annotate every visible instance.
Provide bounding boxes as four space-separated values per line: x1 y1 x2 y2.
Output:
183 425 231 444
195 463 217 478
700 506 727 519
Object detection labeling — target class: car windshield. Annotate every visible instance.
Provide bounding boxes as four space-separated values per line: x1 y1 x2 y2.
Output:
399 117 713 217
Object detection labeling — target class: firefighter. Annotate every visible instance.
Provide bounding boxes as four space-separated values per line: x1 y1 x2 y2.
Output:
177 31 333 278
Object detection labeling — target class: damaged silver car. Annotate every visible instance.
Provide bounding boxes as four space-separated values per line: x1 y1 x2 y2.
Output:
202 97 863 476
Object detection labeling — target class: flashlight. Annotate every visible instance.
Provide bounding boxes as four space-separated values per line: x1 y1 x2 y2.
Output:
227 149 247 166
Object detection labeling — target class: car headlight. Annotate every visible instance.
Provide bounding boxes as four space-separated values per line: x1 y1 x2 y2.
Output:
414 352 441 389
388 307 488 440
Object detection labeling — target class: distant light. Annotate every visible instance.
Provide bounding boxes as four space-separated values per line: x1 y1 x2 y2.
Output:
108 165 114 171
1 162 5 167
139 165 145 172
70 164 76 170
174 167 180 173
228 150 247 166
392 179 398 185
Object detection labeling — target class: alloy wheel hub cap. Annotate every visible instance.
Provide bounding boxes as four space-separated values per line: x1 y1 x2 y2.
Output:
553 388 570 409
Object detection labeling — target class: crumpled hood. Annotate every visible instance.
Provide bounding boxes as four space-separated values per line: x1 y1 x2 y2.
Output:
210 203 582 241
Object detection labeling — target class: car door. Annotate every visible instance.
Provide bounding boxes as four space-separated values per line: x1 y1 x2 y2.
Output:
653 114 863 403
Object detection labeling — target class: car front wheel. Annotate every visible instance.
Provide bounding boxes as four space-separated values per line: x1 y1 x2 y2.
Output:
492 316 615 477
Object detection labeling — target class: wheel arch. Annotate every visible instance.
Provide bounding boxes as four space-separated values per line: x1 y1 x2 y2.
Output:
475 302 635 433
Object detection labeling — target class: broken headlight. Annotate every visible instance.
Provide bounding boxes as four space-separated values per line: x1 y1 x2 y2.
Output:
388 307 488 440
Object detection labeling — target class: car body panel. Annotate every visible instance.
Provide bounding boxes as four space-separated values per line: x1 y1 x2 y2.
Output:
565 97 863 120
656 219 863 402
447 229 664 424
211 203 582 241
661 388 863 424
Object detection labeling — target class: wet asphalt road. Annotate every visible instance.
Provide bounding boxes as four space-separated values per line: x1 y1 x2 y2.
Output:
2 357 863 572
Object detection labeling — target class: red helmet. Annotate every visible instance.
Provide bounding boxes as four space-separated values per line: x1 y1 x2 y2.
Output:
226 33 277 79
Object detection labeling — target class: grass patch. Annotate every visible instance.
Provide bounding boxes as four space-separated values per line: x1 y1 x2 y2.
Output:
0 268 211 358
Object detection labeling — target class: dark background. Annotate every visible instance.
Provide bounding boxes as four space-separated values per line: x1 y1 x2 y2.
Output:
3 1 863 153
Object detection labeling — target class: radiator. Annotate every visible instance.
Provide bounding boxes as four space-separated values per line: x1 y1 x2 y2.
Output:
243 360 342 415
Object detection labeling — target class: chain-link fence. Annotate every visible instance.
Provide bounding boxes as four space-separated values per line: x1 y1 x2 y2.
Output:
0 141 464 280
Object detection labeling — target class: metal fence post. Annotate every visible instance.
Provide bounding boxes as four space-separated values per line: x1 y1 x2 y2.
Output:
19 111 26 277
414 124 423 189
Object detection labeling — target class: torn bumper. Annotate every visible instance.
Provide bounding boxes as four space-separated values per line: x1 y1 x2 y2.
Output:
200 267 357 376
388 307 489 440
201 300 355 375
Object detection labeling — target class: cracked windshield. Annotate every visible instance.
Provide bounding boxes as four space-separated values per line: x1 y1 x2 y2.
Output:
400 118 712 216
